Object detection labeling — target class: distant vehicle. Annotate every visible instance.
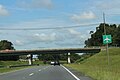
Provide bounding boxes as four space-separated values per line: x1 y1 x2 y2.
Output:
50 61 60 66
54 61 60 66
50 61 55 65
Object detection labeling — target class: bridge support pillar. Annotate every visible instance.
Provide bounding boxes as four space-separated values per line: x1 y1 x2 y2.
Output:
27 54 33 65
67 53 71 64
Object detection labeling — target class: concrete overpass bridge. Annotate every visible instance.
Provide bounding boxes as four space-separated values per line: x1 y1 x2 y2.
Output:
0 48 101 65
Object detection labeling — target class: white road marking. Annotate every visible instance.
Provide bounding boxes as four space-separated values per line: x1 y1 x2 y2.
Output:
29 73 34 76
38 66 50 72
61 65 80 80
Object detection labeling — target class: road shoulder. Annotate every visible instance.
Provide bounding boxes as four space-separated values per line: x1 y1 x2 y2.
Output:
62 65 94 80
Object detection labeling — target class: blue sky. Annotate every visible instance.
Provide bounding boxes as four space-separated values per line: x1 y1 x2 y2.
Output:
0 0 120 50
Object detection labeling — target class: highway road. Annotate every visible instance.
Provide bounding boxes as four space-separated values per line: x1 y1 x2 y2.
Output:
0 65 80 80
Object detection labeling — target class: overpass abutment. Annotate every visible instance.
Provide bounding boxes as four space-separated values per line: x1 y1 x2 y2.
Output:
27 54 33 65
67 53 71 64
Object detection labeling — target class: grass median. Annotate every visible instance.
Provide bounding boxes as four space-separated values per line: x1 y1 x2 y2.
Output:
0 60 44 73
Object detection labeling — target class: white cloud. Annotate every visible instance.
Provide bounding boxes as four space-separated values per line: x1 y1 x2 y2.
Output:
68 28 88 41
71 11 96 23
0 5 9 16
68 28 80 35
19 0 53 9
54 28 89 47
1 18 91 49
91 0 120 14
96 0 120 10
14 40 24 46
32 33 56 42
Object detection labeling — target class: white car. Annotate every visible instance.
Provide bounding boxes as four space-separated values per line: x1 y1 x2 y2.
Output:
50 61 60 66
50 61 55 65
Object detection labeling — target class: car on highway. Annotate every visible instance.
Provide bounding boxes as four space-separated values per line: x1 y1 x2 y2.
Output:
50 61 55 65
50 61 60 66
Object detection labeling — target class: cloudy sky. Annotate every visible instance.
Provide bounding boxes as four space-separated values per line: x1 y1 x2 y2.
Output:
0 0 120 50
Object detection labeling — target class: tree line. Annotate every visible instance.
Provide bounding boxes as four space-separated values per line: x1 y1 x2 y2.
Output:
0 40 19 61
37 53 81 63
85 23 120 47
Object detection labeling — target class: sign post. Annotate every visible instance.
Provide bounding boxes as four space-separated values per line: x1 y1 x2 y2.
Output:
103 13 111 79
103 35 112 66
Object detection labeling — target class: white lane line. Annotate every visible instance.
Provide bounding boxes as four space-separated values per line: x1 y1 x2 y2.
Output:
39 66 50 72
61 65 80 80
29 73 34 76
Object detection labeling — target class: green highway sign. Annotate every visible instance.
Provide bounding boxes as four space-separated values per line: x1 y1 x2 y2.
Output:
103 35 112 44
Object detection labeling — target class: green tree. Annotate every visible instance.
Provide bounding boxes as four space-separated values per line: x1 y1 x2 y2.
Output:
38 54 58 61
0 40 14 50
70 53 81 63
85 23 118 47
113 25 120 46
0 40 19 61
38 53 81 63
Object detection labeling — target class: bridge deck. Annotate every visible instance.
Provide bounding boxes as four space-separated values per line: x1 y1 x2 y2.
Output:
0 48 101 55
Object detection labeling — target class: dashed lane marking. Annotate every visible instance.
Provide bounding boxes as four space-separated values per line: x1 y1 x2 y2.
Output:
29 73 34 76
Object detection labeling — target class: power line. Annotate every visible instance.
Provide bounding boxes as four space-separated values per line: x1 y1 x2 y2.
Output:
0 23 99 30
106 13 120 15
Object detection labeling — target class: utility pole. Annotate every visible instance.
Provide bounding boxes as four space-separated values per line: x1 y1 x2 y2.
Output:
103 13 110 66
103 13 106 35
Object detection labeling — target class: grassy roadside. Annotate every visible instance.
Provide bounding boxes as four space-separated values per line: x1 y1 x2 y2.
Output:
0 60 67 73
0 66 30 73
65 48 120 80
0 60 44 73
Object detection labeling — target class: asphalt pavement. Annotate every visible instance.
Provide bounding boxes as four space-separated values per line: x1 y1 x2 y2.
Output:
0 65 93 80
